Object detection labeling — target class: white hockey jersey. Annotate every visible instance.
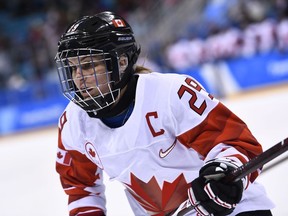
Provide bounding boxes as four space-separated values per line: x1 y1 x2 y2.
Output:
56 72 274 216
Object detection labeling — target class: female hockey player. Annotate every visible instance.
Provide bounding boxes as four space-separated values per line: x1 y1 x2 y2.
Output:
54 11 274 216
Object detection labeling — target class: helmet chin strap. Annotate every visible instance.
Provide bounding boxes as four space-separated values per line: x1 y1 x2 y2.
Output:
112 47 140 90
82 47 140 117
88 66 138 118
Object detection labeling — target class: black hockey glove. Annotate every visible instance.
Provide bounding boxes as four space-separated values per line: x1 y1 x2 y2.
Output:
188 158 245 216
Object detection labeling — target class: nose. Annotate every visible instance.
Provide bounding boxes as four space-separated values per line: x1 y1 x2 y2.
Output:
74 66 81 76
72 68 86 88
73 66 85 80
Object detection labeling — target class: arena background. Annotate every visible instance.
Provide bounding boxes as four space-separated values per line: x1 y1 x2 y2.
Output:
0 0 288 215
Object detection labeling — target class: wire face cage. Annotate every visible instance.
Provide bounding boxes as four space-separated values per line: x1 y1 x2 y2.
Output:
55 48 120 113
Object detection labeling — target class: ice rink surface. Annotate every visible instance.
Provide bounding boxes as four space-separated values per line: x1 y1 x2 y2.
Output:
0 84 287 216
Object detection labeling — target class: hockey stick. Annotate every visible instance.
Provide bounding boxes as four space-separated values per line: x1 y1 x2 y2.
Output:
169 137 288 216
261 154 288 174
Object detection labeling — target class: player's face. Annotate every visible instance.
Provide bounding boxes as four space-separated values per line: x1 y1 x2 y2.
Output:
69 56 110 99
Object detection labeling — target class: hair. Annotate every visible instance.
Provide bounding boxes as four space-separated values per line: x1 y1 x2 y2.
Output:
135 65 152 74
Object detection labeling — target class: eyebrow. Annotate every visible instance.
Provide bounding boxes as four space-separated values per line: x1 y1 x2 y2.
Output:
68 56 89 65
68 57 106 68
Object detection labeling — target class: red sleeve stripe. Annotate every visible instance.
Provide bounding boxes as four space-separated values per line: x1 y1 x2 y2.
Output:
177 102 263 181
178 103 262 158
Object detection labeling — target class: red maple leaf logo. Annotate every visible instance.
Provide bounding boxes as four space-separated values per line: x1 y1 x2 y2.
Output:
57 151 63 159
89 148 96 157
125 173 189 215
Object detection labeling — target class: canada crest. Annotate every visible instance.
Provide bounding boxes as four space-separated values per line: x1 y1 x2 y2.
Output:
85 142 104 169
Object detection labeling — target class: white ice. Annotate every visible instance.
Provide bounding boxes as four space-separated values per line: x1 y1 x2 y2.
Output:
0 85 287 216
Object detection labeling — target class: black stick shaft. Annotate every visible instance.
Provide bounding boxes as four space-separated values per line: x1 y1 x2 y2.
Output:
224 137 288 182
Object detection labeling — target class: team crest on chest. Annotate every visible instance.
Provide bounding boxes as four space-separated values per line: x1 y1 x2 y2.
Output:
85 142 104 169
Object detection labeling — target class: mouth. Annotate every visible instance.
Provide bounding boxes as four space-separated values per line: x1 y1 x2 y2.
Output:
79 86 91 95
80 85 93 92
80 86 99 99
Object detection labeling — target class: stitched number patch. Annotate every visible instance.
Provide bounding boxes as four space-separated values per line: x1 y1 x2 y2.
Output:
177 78 213 115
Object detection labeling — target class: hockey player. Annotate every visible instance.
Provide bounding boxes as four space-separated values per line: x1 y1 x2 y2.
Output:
54 11 274 216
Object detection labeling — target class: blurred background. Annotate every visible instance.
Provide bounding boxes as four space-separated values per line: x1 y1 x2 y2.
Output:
0 0 288 134
0 0 288 215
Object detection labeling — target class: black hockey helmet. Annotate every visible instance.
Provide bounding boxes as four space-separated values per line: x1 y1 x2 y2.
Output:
55 11 140 114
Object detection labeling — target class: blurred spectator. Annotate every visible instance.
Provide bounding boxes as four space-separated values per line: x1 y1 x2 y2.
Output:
240 18 276 56
164 0 288 70
0 35 13 89
1 0 288 104
276 18 288 51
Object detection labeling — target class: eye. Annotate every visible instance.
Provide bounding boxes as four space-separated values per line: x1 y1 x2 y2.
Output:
81 62 94 70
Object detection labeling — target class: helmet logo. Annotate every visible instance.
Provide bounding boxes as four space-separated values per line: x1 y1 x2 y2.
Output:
112 19 126 28
118 36 133 41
